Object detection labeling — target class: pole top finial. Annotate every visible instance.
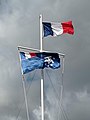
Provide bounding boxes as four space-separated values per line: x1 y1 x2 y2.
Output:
39 14 42 18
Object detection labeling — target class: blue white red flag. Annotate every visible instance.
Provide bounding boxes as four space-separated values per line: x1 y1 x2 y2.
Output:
43 21 74 37
19 52 60 74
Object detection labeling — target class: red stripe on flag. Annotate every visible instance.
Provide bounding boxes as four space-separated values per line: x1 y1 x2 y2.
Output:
29 53 36 58
61 21 74 35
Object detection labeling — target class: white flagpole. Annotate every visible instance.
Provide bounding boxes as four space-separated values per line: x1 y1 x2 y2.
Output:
22 76 30 120
18 49 30 120
39 14 44 120
40 14 43 52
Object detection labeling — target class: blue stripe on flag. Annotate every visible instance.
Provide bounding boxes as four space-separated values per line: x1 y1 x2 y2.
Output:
42 22 53 37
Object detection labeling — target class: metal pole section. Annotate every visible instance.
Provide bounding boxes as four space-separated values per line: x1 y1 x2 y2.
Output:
40 14 43 52
18 46 65 57
18 49 30 120
18 46 40 52
41 69 44 120
22 76 30 120
60 56 65 103
39 14 44 120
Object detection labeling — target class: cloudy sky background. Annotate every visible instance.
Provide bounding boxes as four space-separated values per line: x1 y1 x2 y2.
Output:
0 0 90 120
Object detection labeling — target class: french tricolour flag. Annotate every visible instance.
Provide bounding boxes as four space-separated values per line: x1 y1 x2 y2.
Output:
43 21 74 37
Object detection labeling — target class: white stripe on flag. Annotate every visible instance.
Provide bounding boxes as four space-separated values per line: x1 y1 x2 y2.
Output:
25 53 31 59
51 22 63 36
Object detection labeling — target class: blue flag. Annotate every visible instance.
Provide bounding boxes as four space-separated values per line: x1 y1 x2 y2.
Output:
19 52 60 74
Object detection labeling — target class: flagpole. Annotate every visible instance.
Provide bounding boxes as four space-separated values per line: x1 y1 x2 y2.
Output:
39 14 44 120
18 48 30 120
22 76 30 120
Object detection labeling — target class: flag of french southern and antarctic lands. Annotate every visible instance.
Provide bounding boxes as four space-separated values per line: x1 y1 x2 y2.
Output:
19 51 60 74
42 21 74 37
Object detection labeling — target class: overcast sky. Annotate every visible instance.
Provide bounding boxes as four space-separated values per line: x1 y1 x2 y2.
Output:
0 0 90 120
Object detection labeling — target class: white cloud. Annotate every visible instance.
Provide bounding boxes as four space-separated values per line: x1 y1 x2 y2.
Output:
75 89 90 102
